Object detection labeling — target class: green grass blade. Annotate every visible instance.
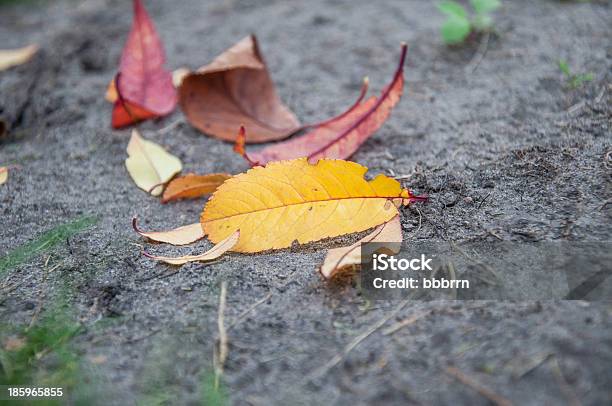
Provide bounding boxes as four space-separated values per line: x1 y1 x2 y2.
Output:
0 215 98 276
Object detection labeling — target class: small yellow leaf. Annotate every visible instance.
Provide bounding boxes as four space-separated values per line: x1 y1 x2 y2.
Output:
172 67 190 88
0 166 8 185
105 78 118 103
320 215 402 279
143 230 239 265
133 218 204 245
162 173 231 203
201 158 412 253
125 129 182 196
0 44 38 71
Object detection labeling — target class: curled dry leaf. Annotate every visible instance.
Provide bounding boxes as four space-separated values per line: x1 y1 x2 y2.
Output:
201 158 417 253
236 44 407 165
320 215 402 279
162 173 232 203
0 44 38 71
179 34 300 143
0 166 8 185
143 230 239 265
133 218 204 245
125 129 182 196
110 0 176 128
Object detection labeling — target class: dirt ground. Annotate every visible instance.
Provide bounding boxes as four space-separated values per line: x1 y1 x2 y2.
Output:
1 0 611 404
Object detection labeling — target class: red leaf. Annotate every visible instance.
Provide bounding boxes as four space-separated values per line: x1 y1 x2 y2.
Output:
236 44 407 165
111 0 177 129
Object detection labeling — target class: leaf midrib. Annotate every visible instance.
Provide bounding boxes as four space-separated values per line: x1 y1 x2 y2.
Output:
203 194 400 223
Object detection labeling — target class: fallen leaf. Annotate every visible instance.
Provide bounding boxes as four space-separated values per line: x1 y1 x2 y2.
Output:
125 129 182 196
201 158 416 253
133 218 204 245
172 67 190 87
105 67 190 103
111 0 176 128
179 34 300 143
162 173 232 203
143 230 239 265
236 44 407 164
0 44 38 71
105 79 118 103
0 166 8 185
320 215 402 279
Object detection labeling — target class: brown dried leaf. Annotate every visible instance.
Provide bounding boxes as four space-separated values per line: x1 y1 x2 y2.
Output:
179 35 300 143
320 215 402 279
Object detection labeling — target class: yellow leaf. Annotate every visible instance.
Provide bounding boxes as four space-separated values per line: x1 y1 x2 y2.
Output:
105 78 118 103
320 215 402 279
162 173 231 203
143 230 239 265
0 44 38 71
172 67 191 88
133 218 204 245
201 158 412 253
125 129 182 196
0 166 8 186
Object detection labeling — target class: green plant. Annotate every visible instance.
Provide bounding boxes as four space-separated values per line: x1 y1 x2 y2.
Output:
0 296 82 406
201 372 228 406
0 215 98 277
559 59 593 88
438 0 501 44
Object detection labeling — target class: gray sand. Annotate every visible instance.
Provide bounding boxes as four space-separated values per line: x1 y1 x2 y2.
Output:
1 0 611 404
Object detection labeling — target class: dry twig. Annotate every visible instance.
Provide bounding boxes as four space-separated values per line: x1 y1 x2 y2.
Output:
214 281 228 390
549 357 581 406
445 366 513 406
466 31 491 74
382 309 431 336
308 298 410 380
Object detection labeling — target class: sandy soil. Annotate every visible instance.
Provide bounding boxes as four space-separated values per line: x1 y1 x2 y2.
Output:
1 0 611 404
